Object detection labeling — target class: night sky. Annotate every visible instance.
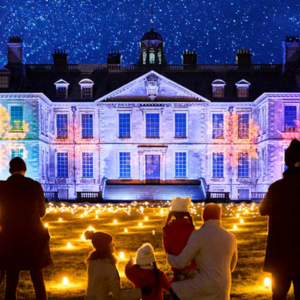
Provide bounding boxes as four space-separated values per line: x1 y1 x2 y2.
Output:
0 0 299 66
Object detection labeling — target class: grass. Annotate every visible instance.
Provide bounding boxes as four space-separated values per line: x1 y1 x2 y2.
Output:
0 202 295 299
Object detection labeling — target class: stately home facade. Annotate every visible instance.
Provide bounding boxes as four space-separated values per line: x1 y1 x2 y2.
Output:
0 31 300 201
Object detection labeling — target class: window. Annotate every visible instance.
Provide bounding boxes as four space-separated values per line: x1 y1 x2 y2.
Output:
56 87 67 99
158 49 162 65
56 114 68 139
82 153 93 178
146 113 159 138
57 153 68 178
10 106 23 131
0 76 9 88
11 149 24 158
262 107 266 134
119 152 131 178
143 49 147 64
82 87 92 99
175 113 187 138
175 152 187 177
213 87 224 98
82 114 93 139
284 106 297 131
238 153 250 178
149 49 155 64
41 149 45 177
238 113 250 138
212 153 224 178
212 114 224 139
119 113 131 138
237 87 249 98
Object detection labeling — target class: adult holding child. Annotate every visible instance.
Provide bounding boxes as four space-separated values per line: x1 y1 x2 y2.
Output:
0 157 52 300
167 203 237 300
259 139 300 300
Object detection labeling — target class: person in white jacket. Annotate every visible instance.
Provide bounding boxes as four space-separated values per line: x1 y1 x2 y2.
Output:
167 203 237 300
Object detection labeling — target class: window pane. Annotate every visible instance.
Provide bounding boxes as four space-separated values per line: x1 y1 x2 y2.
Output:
175 113 187 137
237 87 249 98
57 153 68 178
82 153 93 178
119 152 131 178
0 76 9 88
175 152 187 177
82 114 93 138
57 114 68 139
56 87 67 99
213 153 224 178
11 149 24 158
284 106 297 131
212 114 224 138
146 114 159 138
10 106 23 131
119 113 131 138
238 153 250 178
238 114 250 138
82 87 92 99
213 87 224 98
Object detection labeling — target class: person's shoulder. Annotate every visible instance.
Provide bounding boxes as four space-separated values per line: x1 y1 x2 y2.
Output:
25 177 43 189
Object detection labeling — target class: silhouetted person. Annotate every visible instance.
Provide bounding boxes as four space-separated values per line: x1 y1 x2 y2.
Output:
0 157 52 300
260 139 300 300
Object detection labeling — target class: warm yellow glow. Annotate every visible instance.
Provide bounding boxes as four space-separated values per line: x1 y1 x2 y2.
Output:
144 216 148 221
139 222 143 227
233 225 238 230
88 226 95 231
80 214 84 218
113 219 118 224
264 277 271 288
62 277 69 286
119 252 125 259
44 223 49 228
124 228 128 233
81 234 86 241
67 242 72 248
59 218 62 222
152 230 155 235
240 219 244 223
95 215 98 219
236 213 239 218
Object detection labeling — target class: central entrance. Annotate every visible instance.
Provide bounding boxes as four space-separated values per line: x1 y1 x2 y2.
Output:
145 154 160 183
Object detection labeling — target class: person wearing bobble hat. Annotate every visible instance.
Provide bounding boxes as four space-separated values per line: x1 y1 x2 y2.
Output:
260 139 300 300
84 230 152 300
167 203 237 300
125 243 170 300
163 197 197 282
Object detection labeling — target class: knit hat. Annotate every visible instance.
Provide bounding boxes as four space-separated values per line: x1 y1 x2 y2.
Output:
9 157 27 173
170 197 192 212
285 139 300 168
202 203 222 222
85 230 113 252
136 243 155 266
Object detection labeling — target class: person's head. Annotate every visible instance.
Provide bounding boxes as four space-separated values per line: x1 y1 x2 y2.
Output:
202 203 222 222
170 197 192 213
84 230 117 264
9 157 27 175
285 139 300 169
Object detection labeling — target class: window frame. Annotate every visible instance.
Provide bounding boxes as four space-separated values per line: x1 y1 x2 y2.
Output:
211 80 226 98
212 113 224 139
174 151 188 178
145 112 160 139
283 104 298 132
9 105 24 132
81 112 94 139
82 152 94 178
238 113 250 139
56 152 69 178
212 152 224 178
237 152 250 178
11 148 24 158
174 111 188 138
118 112 131 139
118 151 131 178
55 113 69 139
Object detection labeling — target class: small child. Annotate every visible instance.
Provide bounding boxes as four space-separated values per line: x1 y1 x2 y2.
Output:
163 197 197 281
125 243 170 300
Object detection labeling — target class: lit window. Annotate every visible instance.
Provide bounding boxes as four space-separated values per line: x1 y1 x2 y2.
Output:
158 49 162 65
213 153 224 178
238 153 250 178
284 106 297 131
212 114 224 139
82 87 92 99
146 114 159 138
119 113 131 138
56 87 67 99
212 79 226 98
119 152 131 178
149 49 155 64
79 79 94 99
238 114 250 138
10 106 23 131
143 50 147 64
175 152 187 177
82 153 93 178
11 149 24 158
175 113 187 138
57 153 68 178
237 87 249 98
0 76 9 88
56 114 68 139
82 114 93 139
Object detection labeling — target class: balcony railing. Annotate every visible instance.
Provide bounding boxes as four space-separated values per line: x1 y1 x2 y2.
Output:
206 192 230 202
251 192 266 200
44 191 59 201
77 192 102 201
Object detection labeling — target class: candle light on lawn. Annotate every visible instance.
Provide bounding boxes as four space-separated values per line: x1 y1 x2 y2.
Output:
113 219 118 224
44 223 48 228
152 230 155 235
264 277 271 288
233 225 238 230
81 234 86 241
88 226 95 231
59 218 62 222
95 215 98 219
80 214 84 218
119 252 125 259
67 242 72 248
139 222 143 227
144 216 148 221
62 277 69 286
236 213 239 218
240 219 244 224
124 228 128 233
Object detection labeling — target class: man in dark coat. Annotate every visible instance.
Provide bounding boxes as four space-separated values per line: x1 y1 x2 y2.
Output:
259 139 300 300
0 157 52 300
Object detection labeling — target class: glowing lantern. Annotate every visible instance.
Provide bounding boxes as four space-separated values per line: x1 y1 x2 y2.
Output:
67 242 72 248
144 216 148 221
233 225 238 230
95 215 98 219
236 213 239 218
119 252 125 259
62 277 69 286
264 277 271 288
240 219 244 224
139 222 143 227
44 223 49 228
113 219 118 224
152 230 155 235
59 218 62 222
80 214 84 218
84 211 88 216
124 228 128 233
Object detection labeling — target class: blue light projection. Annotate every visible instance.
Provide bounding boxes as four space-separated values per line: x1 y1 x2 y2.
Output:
0 0 299 66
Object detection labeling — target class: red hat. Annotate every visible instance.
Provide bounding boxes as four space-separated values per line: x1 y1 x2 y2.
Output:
202 204 222 222
85 230 113 252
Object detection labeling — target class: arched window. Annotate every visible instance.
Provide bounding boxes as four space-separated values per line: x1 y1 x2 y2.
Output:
211 79 226 98
158 49 162 65
79 79 94 99
143 49 147 65
149 48 155 64
54 79 69 99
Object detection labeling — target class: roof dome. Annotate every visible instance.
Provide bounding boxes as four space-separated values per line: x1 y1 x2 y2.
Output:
141 28 163 41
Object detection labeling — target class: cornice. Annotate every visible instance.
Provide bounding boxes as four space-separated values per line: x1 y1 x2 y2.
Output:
254 93 300 106
97 102 208 108
0 93 52 105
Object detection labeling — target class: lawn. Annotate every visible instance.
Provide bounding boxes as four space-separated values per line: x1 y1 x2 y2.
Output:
0 202 295 299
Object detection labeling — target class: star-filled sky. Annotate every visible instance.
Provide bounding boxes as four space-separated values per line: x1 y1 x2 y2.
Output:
0 0 299 66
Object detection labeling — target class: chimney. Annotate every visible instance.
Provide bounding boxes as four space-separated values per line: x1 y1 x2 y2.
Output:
106 50 122 64
182 50 198 65
52 49 68 66
235 49 252 68
283 36 300 70
7 37 24 64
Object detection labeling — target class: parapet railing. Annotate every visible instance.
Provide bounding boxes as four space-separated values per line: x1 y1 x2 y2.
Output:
206 192 230 202
44 191 59 201
76 192 102 201
251 192 266 200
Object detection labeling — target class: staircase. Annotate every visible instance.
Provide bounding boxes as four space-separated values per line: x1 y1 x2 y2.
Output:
103 183 205 201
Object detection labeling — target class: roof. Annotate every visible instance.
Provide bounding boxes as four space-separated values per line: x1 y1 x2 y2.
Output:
141 28 163 42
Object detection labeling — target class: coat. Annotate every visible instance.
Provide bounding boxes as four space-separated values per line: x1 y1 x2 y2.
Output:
125 259 170 300
87 258 142 300
167 220 237 300
163 218 197 271
259 167 300 275
0 174 52 270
